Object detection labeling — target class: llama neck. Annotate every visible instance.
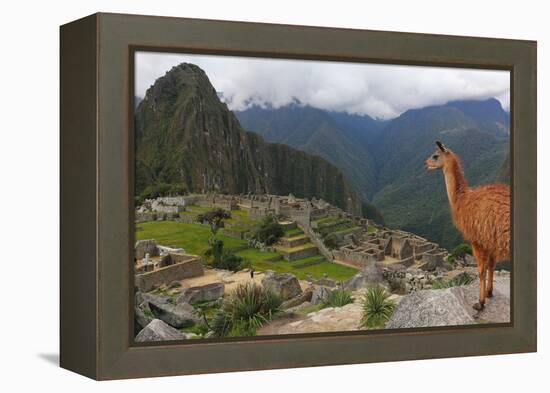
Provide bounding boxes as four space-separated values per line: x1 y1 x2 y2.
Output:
442 155 469 211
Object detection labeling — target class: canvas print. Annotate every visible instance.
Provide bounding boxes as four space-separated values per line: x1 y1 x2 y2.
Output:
133 52 511 342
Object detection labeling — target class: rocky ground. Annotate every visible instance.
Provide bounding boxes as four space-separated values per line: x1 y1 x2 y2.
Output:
134 257 511 341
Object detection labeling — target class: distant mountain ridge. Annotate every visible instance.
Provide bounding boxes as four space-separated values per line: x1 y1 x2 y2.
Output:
236 98 510 249
134 63 362 215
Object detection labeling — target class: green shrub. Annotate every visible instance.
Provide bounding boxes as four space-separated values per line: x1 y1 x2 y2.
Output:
210 253 246 272
360 285 395 329
197 208 231 235
253 215 284 245
211 283 282 337
432 272 474 289
449 243 472 260
322 288 353 308
322 233 340 250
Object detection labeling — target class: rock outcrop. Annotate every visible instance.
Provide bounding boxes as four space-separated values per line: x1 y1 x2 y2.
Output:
261 271 302 300
148 301 201 328
135 319 186 342
281 288 313 309
344 264 387 291
176 282 225 305
386 276 510 328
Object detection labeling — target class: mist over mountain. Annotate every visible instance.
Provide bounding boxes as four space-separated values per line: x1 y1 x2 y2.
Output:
134 63 362 215
236 98 510 249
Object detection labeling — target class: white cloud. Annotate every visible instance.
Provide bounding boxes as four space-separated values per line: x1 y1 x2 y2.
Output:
135 51 510 119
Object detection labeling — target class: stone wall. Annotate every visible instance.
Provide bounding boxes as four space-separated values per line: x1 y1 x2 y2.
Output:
301 223 334 261
135 257 204 292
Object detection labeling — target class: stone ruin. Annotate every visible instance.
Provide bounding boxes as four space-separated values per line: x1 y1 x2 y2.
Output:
332 229 447 270
134 239 204 292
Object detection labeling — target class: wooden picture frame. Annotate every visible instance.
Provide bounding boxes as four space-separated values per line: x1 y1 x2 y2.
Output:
60 12 537 380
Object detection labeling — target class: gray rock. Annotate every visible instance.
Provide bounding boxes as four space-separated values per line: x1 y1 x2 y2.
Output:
386 277 510 328
149 301 201 328
286 301 313 314
134 305 153 334
135 239 159 260
281 288 313 309
262 271 302 300
311 286 332 305
135 319 186 342
344 264 387 291
464 254 477 267
137 292 170 308
176 282 225 305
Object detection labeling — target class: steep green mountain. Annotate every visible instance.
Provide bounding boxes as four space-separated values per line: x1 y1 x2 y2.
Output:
235 105 380 200
237 99 509 249
447 98 510 138
134 63 361 215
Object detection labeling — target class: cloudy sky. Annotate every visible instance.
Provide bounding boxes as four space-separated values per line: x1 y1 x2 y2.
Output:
135 51 510 120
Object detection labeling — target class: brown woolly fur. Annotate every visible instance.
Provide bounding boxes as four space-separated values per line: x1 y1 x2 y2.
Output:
426 141 510 310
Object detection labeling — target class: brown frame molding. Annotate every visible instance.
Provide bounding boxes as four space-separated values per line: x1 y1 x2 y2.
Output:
60 12 537 380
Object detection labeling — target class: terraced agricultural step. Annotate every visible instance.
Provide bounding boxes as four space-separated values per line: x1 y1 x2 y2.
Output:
292 256 326 269
275 243 319 261
278 221 297 231
279 234 309 248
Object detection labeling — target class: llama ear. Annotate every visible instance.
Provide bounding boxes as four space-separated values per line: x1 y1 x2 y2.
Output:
436 141 447 152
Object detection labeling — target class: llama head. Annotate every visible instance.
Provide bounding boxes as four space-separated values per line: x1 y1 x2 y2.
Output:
425 141 452 170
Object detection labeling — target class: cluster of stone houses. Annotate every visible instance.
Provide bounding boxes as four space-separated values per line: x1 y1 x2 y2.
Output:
332 229 447 270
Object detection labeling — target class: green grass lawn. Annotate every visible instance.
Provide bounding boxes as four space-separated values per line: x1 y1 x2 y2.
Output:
251 256 358 282
135 221 247 256
235 248 281 262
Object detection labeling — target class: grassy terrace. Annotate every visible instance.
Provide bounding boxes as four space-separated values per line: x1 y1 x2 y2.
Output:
284 227 304 237
135 221 247 256
250 256 357 281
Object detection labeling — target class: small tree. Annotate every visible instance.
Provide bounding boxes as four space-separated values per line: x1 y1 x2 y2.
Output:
448 243 473 265
197 209 231 265
253 215 284 246
196 208 231 235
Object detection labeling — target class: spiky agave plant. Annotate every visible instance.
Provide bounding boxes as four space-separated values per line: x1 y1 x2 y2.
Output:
360 285 395 329
211 283 282 337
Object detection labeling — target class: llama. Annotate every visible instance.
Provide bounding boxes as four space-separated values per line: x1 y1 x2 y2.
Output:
425 141 510 310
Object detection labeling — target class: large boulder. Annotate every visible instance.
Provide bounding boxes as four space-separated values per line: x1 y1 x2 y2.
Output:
261 271 302 300
148 301 201 328
135 319 186 342
281 288 313 309
176 282 225 305
136 292 170 308
310 286 332 305
344 264 387 291
135 239 159 260
386 277 510 328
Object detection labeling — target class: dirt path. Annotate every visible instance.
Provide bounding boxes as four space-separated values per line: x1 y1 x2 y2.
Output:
178 268 312 293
